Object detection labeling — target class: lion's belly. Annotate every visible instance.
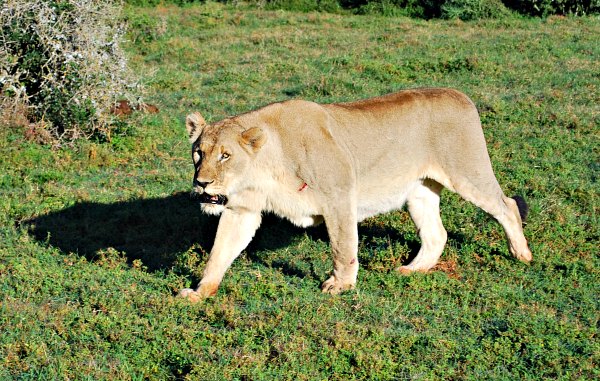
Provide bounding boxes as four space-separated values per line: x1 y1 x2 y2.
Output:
356 180 420 221
265 193 323 228
261 177 425 227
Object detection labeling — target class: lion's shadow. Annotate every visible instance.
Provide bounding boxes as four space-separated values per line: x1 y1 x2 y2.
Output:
25 192 303 271
25 192 216 270
24 192 426 277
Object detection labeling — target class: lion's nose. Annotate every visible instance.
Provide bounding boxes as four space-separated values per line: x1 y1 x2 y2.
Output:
194 180 213 189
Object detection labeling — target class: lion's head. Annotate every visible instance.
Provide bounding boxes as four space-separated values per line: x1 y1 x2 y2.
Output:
185 112 266 215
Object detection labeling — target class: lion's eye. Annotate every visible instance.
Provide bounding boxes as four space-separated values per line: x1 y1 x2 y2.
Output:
193 149 202 162
220 153 230 162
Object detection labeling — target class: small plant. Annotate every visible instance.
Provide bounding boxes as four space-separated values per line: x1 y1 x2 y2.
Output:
0 0 141 143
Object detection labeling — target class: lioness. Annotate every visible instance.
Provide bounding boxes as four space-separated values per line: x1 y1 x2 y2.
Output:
179 88 532 302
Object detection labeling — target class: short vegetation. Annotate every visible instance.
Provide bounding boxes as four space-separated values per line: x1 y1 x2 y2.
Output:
1 1 598 380
128 0 600 18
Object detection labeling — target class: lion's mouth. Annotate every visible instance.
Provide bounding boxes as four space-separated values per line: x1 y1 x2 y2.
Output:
197 193 228 205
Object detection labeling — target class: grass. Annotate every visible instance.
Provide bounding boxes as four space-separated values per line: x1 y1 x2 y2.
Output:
1 2 599 379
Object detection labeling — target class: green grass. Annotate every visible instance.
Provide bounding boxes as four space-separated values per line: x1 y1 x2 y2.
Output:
1 3 599 379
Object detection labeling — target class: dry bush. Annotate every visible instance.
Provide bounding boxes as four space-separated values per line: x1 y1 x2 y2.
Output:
0 0 142 143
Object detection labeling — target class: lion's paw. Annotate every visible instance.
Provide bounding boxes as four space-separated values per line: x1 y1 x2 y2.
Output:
396 266 412 275
514 248 533 263
321 276 355 295
178 288 203 303
178 282 219 302
396 265 430 275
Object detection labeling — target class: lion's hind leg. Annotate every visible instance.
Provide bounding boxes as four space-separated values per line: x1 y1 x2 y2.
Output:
452 175 532 263
397 179 447 274
495 194 533 262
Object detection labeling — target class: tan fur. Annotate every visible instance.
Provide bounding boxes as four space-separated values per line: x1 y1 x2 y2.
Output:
179 88 532 301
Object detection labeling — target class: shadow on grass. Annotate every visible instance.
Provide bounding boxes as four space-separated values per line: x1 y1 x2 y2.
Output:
25 192 427 276
25 192 304 271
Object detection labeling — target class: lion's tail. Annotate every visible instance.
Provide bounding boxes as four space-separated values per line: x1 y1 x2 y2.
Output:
511 195 529 223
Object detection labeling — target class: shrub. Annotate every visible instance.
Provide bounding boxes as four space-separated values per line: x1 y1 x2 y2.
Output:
122 0 600 18
267 0 343 13
0 0 141 143
442 0 512 20
338 0 599 17
125 0 200 5
502 0 600 17
342 0 442 18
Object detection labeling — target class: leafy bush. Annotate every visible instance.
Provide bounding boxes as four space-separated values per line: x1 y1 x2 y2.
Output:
125 0 200 6
229 0 597 17
337 0 599 17
442 0 512 20
265 0 343 13
503 0 600 16
122 0 600 18
341 0 441 17
0 0 141 143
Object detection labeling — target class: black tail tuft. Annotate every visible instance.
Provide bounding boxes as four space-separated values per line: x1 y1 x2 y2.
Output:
512 195 529 223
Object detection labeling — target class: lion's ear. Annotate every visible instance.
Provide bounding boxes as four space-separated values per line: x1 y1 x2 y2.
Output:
240 127 266 152
185 112 206 142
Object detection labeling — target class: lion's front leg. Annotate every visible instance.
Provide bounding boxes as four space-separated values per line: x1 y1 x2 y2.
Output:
179 210 261 302
321 208 359 295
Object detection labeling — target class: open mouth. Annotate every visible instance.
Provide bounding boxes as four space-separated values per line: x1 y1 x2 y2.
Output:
197 193 228 205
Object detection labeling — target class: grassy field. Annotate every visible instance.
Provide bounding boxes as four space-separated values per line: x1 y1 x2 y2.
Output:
1 3 599 379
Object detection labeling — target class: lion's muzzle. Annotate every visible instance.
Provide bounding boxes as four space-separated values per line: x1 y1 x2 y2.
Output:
191 190 228 206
